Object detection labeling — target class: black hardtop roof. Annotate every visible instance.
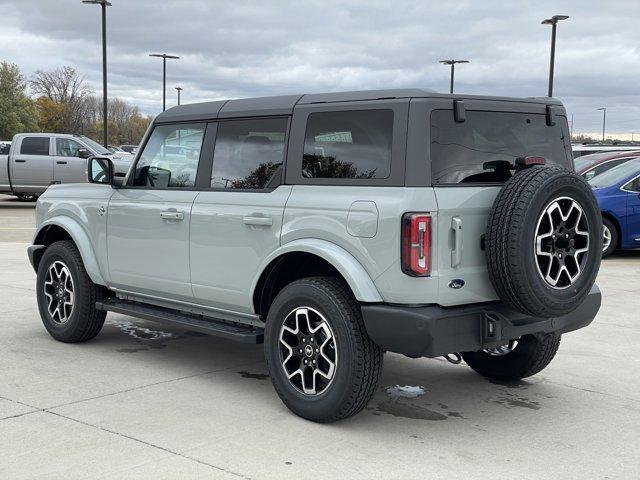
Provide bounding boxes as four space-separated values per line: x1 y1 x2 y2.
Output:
155 88 564 124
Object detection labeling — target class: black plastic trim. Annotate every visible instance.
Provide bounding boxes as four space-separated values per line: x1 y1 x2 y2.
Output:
453 100 466 122
361 284 601 358
96 298 264 344
27 244 46 271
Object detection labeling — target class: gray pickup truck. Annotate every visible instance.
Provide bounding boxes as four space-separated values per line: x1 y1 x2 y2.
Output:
28 89 602 422
1 133 132 201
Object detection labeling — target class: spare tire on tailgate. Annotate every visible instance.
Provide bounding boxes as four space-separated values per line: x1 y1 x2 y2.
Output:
486 165 602 318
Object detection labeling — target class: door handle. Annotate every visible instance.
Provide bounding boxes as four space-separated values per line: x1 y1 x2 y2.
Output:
160 210 184 221
243 215 273 227
56 161 67 165
14 159 26 163
451 216 463 268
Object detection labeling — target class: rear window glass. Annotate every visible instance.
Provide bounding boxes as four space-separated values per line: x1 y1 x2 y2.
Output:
430 110 570 184
303 110 393 179
20 137 50 156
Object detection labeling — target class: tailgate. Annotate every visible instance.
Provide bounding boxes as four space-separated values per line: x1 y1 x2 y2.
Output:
434 186 500 306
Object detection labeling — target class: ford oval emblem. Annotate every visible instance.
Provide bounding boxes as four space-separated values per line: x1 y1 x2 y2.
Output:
448 279 465 289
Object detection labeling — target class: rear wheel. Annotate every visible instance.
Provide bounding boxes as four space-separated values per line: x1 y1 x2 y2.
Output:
601 217 618 258
36 240 107 343
461 333 561 381
264 277 383 422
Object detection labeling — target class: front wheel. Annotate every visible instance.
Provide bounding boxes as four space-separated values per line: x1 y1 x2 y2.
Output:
36 240 107 343
461 333 561 381
264 277 383 422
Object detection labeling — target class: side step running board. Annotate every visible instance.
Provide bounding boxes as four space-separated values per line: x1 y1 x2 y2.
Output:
96 298 264 344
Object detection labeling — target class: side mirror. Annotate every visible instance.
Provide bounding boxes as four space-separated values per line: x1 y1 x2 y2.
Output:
78 148 92 159
87 157 114 185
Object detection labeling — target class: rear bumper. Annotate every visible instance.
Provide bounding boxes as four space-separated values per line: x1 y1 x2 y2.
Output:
361 284 601 358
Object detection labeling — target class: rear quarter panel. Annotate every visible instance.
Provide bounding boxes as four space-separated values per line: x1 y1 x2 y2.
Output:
282 186 440 304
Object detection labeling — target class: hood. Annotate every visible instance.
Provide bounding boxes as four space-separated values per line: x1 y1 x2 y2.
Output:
106 152 134 161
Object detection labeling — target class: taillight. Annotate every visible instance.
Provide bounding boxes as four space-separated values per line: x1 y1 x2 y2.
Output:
401 213 432 277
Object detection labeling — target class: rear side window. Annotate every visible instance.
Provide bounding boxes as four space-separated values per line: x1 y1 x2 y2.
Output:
584 158 635 180
131 123 205 188
20 137 50 156
211 118 288 189
430 110 570 184
302 110 393 179
624 176 640 192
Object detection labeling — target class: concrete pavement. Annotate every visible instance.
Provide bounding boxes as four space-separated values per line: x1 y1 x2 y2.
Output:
1 206 639 479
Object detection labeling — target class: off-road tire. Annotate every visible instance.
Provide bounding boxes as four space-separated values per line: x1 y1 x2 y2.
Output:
36 240 107 342
461 333 561 381
486 166 602 317
264 277 383 422
602 217 618 258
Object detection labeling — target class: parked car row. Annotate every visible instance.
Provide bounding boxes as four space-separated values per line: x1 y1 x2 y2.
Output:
572 142 640 158
0 133 134 201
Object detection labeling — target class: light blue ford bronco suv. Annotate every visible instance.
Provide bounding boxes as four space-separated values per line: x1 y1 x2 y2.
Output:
28 89 602 422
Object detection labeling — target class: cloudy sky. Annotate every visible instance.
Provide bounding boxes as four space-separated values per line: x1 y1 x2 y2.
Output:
1 0 639 137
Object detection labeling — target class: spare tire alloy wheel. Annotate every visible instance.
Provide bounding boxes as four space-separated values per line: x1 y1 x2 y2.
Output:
486 166 602 318
43 260 75 323
535 197 590 289
279 307 337 395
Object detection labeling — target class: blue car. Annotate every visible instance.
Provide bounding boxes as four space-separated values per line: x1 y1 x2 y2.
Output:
589 158 640 257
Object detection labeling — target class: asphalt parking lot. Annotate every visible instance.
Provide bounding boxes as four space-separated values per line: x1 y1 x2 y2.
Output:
1 194 639 479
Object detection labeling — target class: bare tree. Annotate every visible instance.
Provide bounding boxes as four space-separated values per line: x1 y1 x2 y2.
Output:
30 66 93 133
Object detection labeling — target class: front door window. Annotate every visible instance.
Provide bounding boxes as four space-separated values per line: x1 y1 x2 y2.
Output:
131 123 206 188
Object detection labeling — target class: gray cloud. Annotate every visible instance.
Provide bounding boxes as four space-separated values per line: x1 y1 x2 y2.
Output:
1 0 639 136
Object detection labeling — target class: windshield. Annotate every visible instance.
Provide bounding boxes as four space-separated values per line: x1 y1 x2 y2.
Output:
80 136 111 155
589 159 640 188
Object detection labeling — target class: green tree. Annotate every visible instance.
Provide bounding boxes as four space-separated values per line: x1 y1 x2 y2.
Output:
0 61 38 140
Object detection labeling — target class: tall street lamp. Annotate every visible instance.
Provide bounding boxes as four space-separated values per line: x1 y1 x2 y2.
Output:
149 53 180 111
439 59 469 94
175 86 183 106
597 107 607 142
542 15 569 97
82 0 111 147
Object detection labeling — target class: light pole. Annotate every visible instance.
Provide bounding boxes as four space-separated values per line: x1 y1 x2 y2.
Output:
542 15 569 97
82 0 111 147
439 60 469 94
175 86 183 106
149 53 180 111
597 107 606 142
